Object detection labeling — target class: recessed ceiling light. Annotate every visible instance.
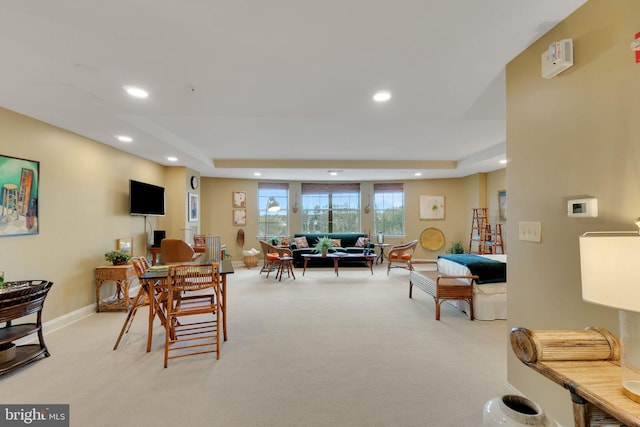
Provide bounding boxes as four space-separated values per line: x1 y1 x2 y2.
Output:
123 85 149 98
253 172 262 176
373 91 391 102
167 156 178 162
414 172 422 176
499 159 508 164
116 135 132 143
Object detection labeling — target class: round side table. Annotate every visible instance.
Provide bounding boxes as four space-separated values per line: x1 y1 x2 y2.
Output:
373 243 390 265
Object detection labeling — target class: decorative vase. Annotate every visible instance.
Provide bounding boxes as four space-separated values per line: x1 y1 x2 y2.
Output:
112 260 126 266
483 395 556 427
321 249 328 257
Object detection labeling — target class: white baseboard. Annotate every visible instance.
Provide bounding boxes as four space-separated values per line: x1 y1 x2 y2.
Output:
15 303 95 345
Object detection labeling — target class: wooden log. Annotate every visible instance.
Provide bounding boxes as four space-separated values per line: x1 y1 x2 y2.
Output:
510 327 620 364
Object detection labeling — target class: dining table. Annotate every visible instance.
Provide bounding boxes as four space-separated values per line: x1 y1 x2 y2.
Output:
137 259 234 352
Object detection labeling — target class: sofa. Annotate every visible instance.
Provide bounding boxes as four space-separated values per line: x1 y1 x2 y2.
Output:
289 233 373 267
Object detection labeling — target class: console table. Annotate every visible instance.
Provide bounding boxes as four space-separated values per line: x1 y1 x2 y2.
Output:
0 280 54 376
510 327 640 426
95 264 136 312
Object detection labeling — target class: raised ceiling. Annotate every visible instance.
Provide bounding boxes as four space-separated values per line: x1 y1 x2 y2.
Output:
0 1 586 181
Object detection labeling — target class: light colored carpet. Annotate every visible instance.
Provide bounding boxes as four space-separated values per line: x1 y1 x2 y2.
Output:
2 263 508 427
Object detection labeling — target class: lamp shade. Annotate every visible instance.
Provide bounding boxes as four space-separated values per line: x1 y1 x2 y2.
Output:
579 232 640 312
266 197 280 212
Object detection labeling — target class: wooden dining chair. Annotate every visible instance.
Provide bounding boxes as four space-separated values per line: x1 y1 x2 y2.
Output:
164 263 221 367
160 238 202 264
387 240 419 275
113 257 152 350
193 234 206 247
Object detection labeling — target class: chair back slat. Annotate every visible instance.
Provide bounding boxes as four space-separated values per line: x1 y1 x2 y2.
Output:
131 257 147 279
171 263 220 293
164 263 221 367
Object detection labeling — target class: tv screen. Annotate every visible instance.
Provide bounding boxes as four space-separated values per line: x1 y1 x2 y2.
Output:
129 180 165 216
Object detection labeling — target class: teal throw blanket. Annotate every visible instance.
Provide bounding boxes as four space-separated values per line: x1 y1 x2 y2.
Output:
437 254 506 284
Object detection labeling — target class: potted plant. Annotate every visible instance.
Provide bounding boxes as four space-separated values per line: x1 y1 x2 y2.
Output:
104 250 132 265
447 241 465 254
313 236 334 257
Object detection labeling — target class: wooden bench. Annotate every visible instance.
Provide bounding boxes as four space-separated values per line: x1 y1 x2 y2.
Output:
409 270 478 320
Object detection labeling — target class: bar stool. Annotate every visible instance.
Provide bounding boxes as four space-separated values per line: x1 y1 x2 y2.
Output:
275 256 295 281
1 184 19 222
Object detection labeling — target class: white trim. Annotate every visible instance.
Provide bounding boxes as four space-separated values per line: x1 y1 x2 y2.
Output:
14 304 95 345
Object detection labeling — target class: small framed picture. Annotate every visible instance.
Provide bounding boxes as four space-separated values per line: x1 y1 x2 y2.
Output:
188 192 199 222
419 195 445 220
233 209 246 226
498 190 507 221
117 237 133 255
233 191 246 208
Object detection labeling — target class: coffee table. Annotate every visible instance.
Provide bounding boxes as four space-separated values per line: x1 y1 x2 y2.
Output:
301 253 376 276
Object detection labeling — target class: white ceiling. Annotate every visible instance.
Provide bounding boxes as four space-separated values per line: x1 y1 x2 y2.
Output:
0 1 586 182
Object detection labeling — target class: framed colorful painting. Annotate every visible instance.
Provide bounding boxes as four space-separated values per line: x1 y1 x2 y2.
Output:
498 190 507 221
233 191 246 208
188 192 199 222
0 155 39 237
233 209 246 226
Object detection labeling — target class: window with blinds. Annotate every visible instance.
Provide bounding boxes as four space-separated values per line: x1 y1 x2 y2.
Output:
258 182 289 238
374 183 404 236
300 183 360 233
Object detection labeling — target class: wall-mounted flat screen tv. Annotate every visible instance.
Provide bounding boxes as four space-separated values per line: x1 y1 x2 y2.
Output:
129 179 165 216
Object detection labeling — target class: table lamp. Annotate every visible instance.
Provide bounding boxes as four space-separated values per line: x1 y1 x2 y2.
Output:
579 230 640 402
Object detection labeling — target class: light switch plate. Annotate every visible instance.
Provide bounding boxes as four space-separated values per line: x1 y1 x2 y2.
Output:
519 221 542 242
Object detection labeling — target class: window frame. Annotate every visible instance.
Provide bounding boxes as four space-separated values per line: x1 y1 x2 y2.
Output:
300 183 361 233
373 183 405 237
257 183 289 239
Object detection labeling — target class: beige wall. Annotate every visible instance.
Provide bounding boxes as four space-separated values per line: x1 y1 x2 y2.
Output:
0 107 165 321
487 168 506 224
199 177 257 260
405 178 467 256
198 175 504 261
506 1 640 425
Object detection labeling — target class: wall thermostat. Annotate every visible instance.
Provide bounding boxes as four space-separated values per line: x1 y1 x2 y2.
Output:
567 198 598 218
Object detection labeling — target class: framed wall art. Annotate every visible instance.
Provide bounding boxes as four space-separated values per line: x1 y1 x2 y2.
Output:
0 154 40 237
233 191 246 208
233 209 246 226
117 237 133 255
188 192 199 222
498 190 507 221
419 195 445 220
